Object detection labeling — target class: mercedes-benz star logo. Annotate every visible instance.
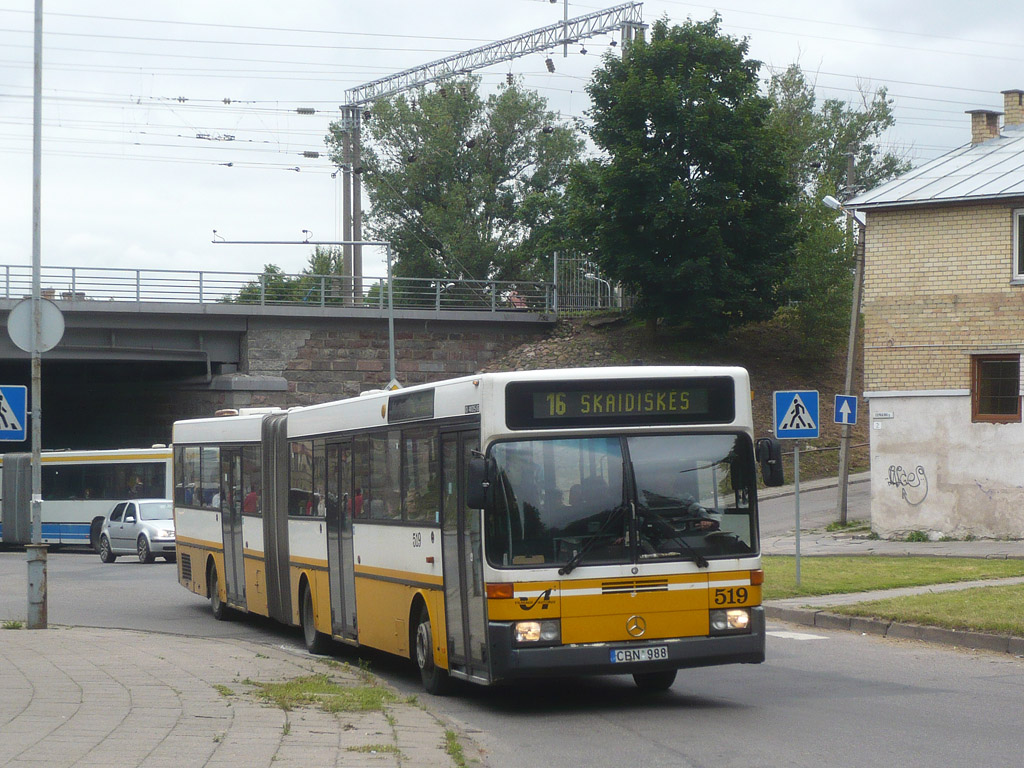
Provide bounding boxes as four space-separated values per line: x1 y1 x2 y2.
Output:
626 615 646 637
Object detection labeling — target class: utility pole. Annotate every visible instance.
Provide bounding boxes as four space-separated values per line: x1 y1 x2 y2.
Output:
27 0 47 630
835 149 860 526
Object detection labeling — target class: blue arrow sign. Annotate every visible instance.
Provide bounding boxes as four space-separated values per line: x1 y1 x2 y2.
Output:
834 394 858 426
774 390 819 439
0 385 27 442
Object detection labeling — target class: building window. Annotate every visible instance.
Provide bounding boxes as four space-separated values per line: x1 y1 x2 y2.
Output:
972 354 1021 423
1015 209 1024 280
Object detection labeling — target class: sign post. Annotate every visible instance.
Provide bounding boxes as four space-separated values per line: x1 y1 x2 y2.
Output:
834 394 859 526
773 390 820 586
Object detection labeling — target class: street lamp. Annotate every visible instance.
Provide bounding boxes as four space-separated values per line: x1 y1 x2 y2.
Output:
823 194 866 526
584 272 612 309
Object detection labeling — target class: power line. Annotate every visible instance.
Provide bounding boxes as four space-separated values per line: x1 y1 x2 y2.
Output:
0 7 494 45
655 1 1024 53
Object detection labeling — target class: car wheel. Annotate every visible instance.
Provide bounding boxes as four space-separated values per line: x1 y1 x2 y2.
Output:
89 517 105 552
137 536 156 564
98 535 116 563
300 584 331 655
414 604 451 695
209 564 229 621
632 669 677 692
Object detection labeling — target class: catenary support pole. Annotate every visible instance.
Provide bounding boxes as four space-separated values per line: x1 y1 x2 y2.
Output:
27 0 48 630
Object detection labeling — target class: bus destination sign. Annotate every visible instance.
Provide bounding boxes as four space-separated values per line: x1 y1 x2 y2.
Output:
506 377 735 429
534 387 709 421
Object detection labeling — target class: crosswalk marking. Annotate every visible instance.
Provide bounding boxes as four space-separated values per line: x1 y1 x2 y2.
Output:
768 630 827 641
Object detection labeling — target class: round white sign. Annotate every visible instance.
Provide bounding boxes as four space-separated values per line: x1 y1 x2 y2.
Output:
7 298 65 353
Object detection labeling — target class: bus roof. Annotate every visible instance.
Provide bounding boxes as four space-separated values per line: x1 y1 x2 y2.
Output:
171 367 754 443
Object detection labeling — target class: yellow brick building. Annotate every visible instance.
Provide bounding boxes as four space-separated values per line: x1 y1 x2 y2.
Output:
849 90 1024 539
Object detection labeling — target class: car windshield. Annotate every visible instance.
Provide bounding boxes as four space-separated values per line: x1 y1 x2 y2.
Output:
138 501 173 521
485 434 756 569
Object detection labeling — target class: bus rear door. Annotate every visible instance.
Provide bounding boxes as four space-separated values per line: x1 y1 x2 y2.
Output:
219 448 246 608
326 441 357 640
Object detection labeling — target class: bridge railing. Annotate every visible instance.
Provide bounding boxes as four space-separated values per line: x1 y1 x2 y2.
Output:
0 265 554 313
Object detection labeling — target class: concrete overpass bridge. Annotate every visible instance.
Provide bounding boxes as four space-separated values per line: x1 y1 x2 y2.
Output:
0 265 557 449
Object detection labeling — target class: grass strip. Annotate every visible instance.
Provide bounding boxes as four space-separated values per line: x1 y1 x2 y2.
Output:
249 673 396 713
830 584 1024 636
763 556 1024 600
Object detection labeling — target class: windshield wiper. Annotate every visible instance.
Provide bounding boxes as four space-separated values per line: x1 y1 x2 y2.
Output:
558 504 626 576
640 508 710 568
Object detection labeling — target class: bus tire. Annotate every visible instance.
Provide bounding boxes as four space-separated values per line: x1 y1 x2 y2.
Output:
209 563 230 621
98 535 116 563
89 517 105 551
632 669 677 692
300 583 331 655
414 604 451 696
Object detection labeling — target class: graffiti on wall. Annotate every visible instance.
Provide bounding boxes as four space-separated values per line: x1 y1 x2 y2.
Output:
887 464 928 505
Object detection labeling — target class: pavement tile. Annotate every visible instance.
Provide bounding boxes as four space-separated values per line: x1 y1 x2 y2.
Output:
0 627 461 768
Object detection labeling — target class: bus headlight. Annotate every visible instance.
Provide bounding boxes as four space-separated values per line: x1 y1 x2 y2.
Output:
710 609 750 634
513 619 560 646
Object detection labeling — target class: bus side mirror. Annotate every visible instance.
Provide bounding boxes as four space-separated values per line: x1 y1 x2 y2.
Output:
466 457 490 509
756 437 785 487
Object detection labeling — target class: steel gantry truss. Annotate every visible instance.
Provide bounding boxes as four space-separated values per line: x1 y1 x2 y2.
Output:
333 3 644 301
344 2 645 106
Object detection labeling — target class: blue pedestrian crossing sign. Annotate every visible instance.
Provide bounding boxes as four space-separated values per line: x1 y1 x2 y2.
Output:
773 390 819 439
834 394 858 426
0 385 27 442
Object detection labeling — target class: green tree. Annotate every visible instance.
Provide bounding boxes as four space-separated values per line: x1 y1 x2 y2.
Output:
232 264 307 304
767 64 911 357
327 76 583 282
230 248 349 305
572 16 797 337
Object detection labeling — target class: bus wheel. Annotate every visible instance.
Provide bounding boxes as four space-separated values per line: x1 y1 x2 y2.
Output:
633 670 677 692
414 605 451 696
98 535 116 563
209 564 229 621
300 584 331 655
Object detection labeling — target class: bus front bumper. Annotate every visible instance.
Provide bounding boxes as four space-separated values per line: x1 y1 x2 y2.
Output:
487 607 765 682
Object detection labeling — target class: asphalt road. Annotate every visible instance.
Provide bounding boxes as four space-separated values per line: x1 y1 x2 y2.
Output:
758 479 871 537
5 524 1023 768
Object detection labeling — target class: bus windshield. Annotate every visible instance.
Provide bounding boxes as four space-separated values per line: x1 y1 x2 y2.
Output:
486 434 756 569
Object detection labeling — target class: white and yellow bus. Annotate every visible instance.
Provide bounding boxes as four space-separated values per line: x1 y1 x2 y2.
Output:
172 367 782 694
0 448 172 547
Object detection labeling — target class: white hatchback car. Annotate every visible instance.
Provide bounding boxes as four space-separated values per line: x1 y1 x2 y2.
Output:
98 499 176 564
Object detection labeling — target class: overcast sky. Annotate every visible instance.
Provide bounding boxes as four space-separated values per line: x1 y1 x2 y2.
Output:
1 1 1019 281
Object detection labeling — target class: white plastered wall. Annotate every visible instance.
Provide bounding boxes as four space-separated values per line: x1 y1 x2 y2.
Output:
867 392 1024 539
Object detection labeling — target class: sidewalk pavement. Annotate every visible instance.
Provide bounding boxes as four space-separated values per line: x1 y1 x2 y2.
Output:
0 626 461 768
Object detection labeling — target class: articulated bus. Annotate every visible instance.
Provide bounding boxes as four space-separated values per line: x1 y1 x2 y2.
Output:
0 448 173 547
172 367 783 694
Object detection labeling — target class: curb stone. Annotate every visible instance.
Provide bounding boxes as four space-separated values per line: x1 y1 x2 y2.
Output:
766 604 1024 657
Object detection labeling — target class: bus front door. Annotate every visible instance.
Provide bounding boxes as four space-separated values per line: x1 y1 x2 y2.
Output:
326 442 357 640
441 431 489 684
219 448 245 608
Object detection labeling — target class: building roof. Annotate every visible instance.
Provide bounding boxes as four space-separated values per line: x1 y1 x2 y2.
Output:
848 124 1024 210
